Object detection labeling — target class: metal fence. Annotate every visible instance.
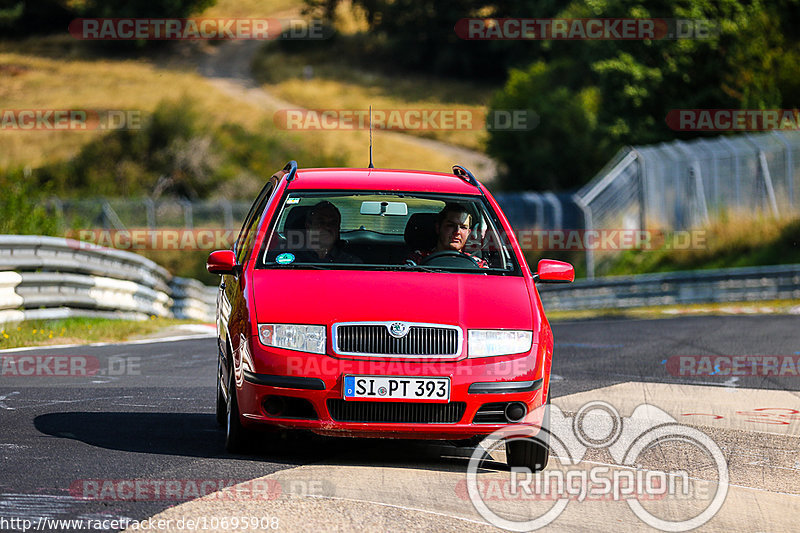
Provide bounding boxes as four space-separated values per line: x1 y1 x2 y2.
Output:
492 192 582 232
50 198 252 231
52 195 583 233
575 131 800 277
46 131 800 281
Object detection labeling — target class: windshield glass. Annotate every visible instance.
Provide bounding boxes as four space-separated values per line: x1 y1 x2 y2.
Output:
257 192 519 274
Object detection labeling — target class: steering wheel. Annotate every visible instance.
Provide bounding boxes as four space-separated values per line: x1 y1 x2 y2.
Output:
419 250 482 268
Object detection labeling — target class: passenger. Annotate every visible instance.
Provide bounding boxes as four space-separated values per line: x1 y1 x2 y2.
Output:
409 203 488 268
298 201 361 263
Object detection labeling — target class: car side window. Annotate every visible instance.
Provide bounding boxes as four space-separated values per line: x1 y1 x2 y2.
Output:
235 181 275 265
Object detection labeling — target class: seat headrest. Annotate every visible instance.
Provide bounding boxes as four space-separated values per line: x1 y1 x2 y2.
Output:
284 206 314 233
404 212 438 251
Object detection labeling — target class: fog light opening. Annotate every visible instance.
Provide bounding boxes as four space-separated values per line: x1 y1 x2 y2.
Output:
263 396 286 417
505 402 527 423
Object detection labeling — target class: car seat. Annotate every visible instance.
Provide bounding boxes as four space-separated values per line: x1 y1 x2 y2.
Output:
404 212 438 252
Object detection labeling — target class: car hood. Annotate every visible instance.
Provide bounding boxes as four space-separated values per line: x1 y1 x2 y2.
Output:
251 269 538 332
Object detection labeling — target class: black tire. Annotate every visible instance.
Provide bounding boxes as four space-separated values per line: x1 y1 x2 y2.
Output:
225 368 253 453
215 354 226 426
505 396 551 472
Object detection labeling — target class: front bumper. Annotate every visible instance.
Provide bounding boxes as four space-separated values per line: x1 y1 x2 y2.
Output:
234 342 550 440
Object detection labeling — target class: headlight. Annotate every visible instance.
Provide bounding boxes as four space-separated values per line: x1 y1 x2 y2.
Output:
468 329 533 358
258 324 326 354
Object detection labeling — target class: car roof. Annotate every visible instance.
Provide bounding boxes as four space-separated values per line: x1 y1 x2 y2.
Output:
286 168 484 195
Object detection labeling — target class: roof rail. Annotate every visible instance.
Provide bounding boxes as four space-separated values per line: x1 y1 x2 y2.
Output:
284 160 298 182
452 165 480 188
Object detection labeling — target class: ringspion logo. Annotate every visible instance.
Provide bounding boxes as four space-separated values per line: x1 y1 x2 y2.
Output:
465 401 728 531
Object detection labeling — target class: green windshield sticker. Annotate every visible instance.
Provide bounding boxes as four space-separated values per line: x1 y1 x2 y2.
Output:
276 253 295 264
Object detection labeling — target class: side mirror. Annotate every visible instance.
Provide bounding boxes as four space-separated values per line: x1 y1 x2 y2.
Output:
535 259 574 283
207 250 238 275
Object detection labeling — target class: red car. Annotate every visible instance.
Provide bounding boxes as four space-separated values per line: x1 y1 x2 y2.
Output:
207 161 574 471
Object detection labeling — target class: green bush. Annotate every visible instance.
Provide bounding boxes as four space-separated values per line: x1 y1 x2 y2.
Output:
487 61 612 191
34 97 347 199
0 169 62 235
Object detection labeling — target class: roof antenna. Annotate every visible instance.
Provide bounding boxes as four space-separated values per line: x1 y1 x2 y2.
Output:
368 105 374 169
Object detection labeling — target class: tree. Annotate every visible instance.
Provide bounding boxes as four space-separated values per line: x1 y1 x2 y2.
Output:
487 61 611 190
303 0 569 78
487 0 800 190
0 0 216 37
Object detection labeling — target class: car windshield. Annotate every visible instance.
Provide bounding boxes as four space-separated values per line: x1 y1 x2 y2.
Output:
257 192 519 274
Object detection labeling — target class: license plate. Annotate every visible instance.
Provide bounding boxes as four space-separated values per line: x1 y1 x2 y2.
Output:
343 375 450 401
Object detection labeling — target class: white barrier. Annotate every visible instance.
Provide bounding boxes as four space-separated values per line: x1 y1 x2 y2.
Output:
538 264 800 310
0 235 215 323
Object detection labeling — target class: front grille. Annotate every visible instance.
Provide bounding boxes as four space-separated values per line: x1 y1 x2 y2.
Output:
327 399 466 423
334 323 460 356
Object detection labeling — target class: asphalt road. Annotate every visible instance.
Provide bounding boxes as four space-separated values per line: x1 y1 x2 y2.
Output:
0 315 798 532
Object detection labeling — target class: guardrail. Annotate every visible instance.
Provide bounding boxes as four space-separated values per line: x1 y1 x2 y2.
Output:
170 277 219 322
4 235 797 320
538 264 800 311
0 235 215 324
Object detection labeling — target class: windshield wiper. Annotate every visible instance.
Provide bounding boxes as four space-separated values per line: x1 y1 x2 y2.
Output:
398 261 447 273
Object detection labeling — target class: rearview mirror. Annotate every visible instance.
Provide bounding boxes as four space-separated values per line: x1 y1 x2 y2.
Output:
207 250 238 275
360 201 408 216
535 259 574 283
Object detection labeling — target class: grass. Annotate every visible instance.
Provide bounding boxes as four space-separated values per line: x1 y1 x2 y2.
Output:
0 41 267 170
249 0 497 153
546 299 800 322
522 212 800 281
252 44 495 152
0 35 459 179
0 316 195 350
602 213 800 276
198 0 303 18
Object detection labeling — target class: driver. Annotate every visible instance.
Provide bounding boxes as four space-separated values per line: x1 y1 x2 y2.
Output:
408 203 488 268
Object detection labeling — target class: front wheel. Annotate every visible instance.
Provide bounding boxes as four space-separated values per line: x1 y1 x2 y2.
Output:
225 369 254 453
505 396 551 472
